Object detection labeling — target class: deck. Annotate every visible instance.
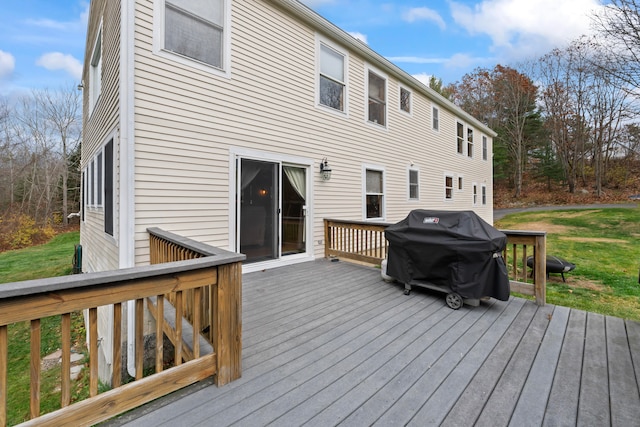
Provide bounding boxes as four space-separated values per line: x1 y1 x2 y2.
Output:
107 260 640 426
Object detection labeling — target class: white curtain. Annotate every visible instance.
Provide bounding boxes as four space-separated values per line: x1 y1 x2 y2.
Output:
284 166 306 200
284 166 306 242
241 161 260 190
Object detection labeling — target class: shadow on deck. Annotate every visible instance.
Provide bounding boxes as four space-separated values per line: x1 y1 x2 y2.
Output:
106 260 640 426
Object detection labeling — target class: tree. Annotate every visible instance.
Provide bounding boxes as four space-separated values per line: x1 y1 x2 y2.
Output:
427 76 454 100
450 65 539 197
592 0 640 93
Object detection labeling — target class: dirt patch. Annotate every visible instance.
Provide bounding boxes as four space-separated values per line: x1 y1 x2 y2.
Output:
548 275 609 292
503 221 571 234
551 210 602 218
559 236 628 244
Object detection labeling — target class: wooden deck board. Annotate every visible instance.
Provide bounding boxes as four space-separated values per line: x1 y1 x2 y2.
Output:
103 260 640 427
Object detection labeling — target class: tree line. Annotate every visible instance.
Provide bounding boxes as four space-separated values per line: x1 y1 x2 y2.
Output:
436 0 640 198
0 85 81 229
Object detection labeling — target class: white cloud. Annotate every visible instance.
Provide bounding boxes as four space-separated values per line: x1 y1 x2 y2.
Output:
403 7 446 30
387 56 448 64
450 0 601 59
349 32 368 44
25 2 89 31
412 73 431 86
0 50 16 80
36 53 83 80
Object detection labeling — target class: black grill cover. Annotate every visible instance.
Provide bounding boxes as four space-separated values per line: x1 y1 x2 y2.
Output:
385 210 510 300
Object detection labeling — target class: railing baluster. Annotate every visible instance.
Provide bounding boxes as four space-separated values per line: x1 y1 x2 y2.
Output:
61 313 71 407
113 303 122 388
0 325 6 427
30 319 41 419
193 288 201 358
89 308 98 397
175 291 183 366
135 299 144 380
156 296 164 373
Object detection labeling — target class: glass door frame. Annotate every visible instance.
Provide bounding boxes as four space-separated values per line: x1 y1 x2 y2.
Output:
229 148 314 272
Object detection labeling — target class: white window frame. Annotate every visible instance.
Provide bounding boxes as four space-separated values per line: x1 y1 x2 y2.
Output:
481 184 487 205
96 150 104 208
457 175 464 192
316 36 349 116
399 85 412 115
472 183 478 206
365 65 388 129
153 0 232 78
89 159 95 208
444 173 454 201
432 105 439 132
363 164 386 220
456 121 465 155
482 135 488 161
89 25 102 113
467 128 474 158
408 167 419 201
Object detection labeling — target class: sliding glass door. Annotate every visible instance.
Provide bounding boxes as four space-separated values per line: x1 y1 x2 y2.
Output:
237 159 308 263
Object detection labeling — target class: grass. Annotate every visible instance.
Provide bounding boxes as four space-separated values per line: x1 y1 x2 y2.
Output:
0 230 87 426
496 207 640 321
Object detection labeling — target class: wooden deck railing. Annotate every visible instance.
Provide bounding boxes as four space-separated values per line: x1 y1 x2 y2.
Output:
324 219 389 265
323 218 546 305
0 231 244 426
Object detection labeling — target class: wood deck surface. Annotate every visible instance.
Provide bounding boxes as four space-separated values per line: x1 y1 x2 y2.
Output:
105 260 640 426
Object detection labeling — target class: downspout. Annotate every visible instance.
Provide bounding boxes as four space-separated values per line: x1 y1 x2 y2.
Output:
120 0 137 378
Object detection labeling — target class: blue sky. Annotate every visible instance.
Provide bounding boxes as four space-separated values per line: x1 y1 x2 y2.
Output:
0 0 602 96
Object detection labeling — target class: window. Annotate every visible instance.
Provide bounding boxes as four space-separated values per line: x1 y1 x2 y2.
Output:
482 136 488 161
89 28 102 112
89 160 95 206
400 87 411 114
458 176 463 191
432 106 439 131
81 171 85 221
408 168 419 200
104 139 114 236
467 128 474 158
482 185 487 205
163 0 225 69
319 43 346 112
473 184 478 205
445 175 454 200
456 122 464 154
368 70 386 126
96 151 103 207
365 168 384 219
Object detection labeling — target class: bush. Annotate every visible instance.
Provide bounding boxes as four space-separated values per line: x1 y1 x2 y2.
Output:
0 214 56 251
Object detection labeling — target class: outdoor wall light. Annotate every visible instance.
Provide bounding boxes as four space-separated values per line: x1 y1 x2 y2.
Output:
320 158 332 181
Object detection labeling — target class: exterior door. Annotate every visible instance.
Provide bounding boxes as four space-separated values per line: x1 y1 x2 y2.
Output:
237 158 308 264
238 159 279 263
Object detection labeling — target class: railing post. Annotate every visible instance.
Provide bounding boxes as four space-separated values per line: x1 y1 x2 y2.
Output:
324 220 331 258
534 234 546 306
214 262 242 386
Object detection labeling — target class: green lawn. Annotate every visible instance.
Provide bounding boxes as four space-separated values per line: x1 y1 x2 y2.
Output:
0 231 79 283
0 230 84 425
496 207 640 321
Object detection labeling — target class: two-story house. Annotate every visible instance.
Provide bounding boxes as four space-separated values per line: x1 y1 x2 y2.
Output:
81 0 496 277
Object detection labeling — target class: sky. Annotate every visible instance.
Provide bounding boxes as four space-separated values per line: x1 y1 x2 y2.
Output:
0 0 603 97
